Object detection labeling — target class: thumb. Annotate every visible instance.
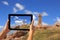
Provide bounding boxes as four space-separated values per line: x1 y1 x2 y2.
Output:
5 20 9 27
31 20 34 26
4 20 9 30
30 20 34 30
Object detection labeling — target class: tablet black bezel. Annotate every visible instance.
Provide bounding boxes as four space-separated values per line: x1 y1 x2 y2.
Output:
8 14 33 31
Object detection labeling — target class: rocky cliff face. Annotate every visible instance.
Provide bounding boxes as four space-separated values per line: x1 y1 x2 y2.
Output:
2 30 28 40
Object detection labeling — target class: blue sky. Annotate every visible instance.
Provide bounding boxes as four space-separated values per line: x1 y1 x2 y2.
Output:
0 0 60 31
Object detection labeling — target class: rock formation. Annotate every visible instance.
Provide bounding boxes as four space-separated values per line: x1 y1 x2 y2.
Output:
37 14 42 28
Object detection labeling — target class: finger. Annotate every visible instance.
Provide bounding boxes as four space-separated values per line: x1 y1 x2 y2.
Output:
30 20 35 31
6 20 9 26
31 20 34 26
4 20 9 29
30 20 34 29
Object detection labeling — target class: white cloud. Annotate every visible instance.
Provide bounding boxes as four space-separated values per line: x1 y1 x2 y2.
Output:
15 16 19 19
42 22 48 25
33 15 36 20
14 16 20 21
24 10 39 14
24 10 32 14
34 12 40 14
15 19 27 26
15 3 24 10
42 12 48 16
56 17 60 22
13 7 18 13
14 16 27 21
15 20 23 26
0 26 3 28
24 10 37 20
2 1 9 5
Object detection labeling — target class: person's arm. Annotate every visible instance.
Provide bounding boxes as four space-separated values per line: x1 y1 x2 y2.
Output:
0 20 10 40
27 30 34 40
27 20 35 40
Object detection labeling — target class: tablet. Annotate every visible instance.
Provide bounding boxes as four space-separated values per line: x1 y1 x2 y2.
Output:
8 14 33 31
